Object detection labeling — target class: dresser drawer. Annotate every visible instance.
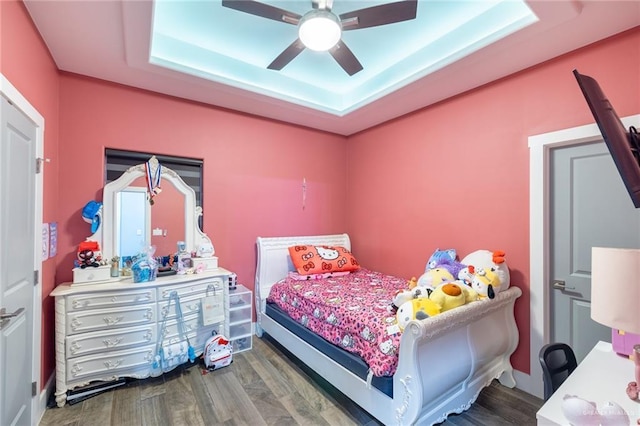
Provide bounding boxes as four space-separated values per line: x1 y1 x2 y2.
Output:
66 325 155 358
158 292 209 320
67 304 156 335
160 313 201 342
158 278 224 300
66 344 156 382
67 289 155 312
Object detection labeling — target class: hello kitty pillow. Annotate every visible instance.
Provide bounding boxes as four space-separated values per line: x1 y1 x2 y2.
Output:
288 245 360 276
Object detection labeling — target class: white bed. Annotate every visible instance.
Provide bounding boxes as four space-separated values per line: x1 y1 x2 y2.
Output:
255 234 522 425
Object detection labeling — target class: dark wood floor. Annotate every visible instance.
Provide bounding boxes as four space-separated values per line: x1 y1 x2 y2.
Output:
40 335 543 425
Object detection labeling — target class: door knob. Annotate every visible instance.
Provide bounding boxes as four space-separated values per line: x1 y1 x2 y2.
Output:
0 307 24 320
552 280 575 291
0 308 24 330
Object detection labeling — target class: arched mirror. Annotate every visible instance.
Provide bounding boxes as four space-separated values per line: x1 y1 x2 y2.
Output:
86 156 213 263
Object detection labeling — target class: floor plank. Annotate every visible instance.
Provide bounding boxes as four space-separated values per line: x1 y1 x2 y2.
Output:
40 335 543 425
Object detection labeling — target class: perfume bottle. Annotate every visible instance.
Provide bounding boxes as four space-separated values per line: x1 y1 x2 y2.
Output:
176 241 190 274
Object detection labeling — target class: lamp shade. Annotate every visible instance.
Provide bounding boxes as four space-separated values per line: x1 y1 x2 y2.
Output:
591 247 640 334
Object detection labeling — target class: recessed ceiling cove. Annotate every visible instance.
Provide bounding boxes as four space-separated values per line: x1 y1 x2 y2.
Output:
149 0 537 115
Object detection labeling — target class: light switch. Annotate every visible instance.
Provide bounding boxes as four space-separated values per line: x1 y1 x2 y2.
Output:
152 228 163 236
136 229 142 236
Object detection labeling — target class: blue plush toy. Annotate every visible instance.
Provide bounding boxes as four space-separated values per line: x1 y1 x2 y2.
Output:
426 248 466 279
425 248 457 271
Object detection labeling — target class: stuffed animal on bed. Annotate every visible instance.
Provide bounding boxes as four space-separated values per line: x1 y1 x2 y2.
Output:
429 281 478 312
470 267 502 299
426 248 457 270
416 267 454 290
461 249 510 290
389 277 428 314
425 248 467 279
396 297 441 331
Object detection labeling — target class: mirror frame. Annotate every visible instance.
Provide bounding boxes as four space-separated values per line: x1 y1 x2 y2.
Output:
89 161 213 260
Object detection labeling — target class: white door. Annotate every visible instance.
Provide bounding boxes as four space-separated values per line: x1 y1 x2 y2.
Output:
551 141 640 362
1 95 36 426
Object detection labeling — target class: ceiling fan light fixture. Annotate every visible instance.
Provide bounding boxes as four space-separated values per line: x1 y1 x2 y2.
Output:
298 10 341 52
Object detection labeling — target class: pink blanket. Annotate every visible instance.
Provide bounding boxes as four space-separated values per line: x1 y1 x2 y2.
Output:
267 268 406 377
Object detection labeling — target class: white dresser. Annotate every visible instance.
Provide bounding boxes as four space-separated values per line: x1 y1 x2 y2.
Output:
50 268 232 407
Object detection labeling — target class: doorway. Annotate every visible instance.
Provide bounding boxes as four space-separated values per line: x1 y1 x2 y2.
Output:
527 114 640 399
550 142 640 361
0 75 44 424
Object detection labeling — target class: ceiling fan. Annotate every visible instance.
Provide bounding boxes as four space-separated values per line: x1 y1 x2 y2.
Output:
221 0 418 76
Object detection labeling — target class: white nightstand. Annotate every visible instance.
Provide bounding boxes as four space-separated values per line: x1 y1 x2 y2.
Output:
536 341 640 425
226 284 253 353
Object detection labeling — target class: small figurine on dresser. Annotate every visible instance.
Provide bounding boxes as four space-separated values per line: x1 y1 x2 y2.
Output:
76 240 102 268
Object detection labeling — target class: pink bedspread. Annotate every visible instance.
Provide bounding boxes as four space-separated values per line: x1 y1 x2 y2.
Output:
267 268 406 377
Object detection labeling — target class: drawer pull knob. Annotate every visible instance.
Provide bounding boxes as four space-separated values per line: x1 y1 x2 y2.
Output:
136 293 151 302
70 341 81 354
70 318 82 330
72 300 88 309
103 316 124 326
71 364 83 376
144 309 153 320
104 359 123 369
143 331 153 341
111 296 118 303
103 337 123 348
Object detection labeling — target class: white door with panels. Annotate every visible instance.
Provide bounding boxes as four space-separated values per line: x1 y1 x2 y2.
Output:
551 141 640 362
1 95 37 426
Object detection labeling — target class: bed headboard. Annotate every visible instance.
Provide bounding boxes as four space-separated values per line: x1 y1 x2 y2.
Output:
255 234 351 308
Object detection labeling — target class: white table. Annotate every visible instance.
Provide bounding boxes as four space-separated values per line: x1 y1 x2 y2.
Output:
537 341 640 425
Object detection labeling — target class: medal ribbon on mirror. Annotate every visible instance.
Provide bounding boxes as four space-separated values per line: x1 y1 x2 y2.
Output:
145 157 162 205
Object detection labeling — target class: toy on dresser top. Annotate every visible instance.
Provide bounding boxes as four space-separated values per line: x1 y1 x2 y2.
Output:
75 201 105 269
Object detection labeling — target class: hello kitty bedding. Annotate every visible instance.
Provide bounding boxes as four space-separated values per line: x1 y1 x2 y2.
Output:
266 268 406 377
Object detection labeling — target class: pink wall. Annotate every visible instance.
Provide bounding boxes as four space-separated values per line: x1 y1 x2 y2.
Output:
57 74 348 287
4 0 639 391
346 28 640 374
1 0 61 386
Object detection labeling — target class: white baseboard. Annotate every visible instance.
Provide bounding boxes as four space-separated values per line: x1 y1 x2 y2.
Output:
513 369 542 399
35 373 55 424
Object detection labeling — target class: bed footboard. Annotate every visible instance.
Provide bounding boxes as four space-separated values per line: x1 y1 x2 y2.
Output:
255 235 522 425
392 286 522 425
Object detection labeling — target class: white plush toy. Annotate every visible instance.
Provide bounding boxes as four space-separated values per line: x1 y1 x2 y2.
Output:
461 249 510 290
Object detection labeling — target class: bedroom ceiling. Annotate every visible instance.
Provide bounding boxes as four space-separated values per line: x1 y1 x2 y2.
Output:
23 1 640 136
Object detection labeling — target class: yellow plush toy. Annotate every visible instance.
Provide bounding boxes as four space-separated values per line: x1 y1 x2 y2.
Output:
429 281 478 312
416 267 454 290
396 297 441 331
471 267 502 299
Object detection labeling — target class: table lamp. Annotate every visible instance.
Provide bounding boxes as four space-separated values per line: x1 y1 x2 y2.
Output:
591 247 640 401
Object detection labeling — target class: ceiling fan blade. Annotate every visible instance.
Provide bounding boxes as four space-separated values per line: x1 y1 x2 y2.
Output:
221 0 301 25
339 0 417 31
329 41 363 76
268 39 306 70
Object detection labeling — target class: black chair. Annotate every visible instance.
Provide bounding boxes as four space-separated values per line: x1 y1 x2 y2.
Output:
539 342 578 400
